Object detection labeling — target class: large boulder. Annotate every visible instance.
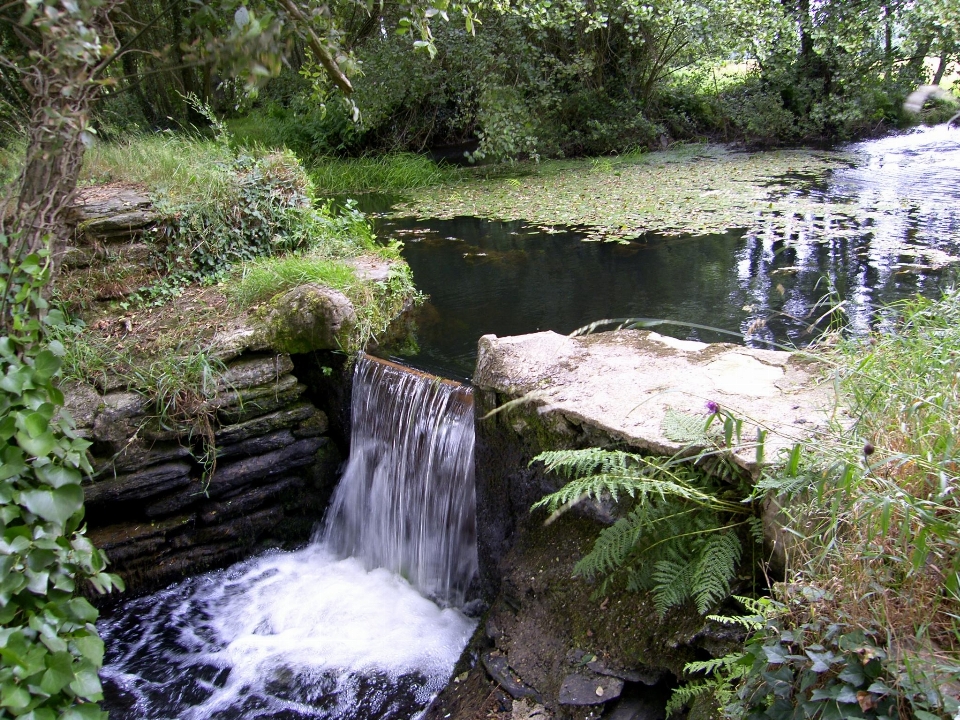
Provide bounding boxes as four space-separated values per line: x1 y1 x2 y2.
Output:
258 284 358 354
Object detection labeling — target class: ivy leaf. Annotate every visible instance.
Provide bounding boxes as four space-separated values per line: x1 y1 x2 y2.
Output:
60 703 109 720
0 368 32 394
40 651 76 695
16 430 57 458
0 415 14 440
68 669 103 702
66 598 99 623
35 465 82 488
835 685 859 704
24 412 49 438
32 351 61 381
0 680 31 710
763 643 788 664
19 486 84 525
74 636 104 666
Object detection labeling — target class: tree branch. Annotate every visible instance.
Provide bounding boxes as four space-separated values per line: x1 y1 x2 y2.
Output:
275 0 353 94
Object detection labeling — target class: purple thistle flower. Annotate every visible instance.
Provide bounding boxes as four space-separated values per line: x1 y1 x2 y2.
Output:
705 400 720 415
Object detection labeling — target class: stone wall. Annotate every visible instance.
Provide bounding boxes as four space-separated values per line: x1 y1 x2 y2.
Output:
59 184 411 596
67 352 341 594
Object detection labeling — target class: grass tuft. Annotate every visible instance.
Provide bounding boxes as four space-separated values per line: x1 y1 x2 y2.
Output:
80 133 239 206
227 255 359 308
758 289 960 714
308 153 458 194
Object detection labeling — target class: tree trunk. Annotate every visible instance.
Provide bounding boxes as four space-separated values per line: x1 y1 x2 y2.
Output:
933 52 950 85
0 4 108 334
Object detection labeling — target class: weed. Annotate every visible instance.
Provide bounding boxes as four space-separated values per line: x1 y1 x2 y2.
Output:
673 290 960 718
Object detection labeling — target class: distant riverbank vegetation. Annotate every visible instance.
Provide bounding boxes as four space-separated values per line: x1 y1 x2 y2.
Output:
3 0 954 170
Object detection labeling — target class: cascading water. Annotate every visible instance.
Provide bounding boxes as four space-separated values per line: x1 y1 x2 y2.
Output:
98 356 478 720
324 357 477 606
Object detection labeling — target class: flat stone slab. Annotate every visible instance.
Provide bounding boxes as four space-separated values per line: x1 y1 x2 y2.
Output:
474 330 835 474
72 184 153 220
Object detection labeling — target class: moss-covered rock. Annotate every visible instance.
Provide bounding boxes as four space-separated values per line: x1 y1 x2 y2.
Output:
258 283 358 354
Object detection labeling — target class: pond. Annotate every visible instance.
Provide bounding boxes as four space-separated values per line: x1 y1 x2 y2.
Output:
371 125 960 380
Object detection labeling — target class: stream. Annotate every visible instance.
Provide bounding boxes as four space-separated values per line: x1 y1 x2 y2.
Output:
97 125 960 718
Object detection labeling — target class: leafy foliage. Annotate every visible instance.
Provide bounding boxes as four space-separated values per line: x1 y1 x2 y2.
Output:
669 595 959 720
534 441 755 616
666 290 960 720
0 237 123 719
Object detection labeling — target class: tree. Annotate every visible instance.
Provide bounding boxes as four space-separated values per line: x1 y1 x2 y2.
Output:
0 0 475 333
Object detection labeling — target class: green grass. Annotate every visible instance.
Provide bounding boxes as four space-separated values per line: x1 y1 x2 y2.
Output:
80 133 238 206
226 251 422 351
756 289 960 713
227 254 359 308
308 153 459 194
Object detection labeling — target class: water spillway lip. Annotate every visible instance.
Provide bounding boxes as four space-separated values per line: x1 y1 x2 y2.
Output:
361 353 474 403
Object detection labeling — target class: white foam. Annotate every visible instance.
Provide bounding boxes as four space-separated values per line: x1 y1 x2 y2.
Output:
100 544 477 719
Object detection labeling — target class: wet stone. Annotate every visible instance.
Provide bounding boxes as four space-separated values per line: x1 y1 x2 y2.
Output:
144 485 206 518
100 535 168 566
84 461 193 507
219 353 295 392
215 429 297 461
199 478 299 525
205 437 323 497
171 506 284 548
292 411 329 438
480 652 541 702
214 376 306 425
103 440 194 475
568 649 664 685
215 402 317 446
558 672 624 706
87 515 195 550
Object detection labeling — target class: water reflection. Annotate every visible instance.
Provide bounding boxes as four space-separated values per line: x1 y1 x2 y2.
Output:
372 126 960 380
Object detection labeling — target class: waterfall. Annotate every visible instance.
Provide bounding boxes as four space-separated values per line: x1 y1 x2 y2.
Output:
98 354 479 720
321 355 478 607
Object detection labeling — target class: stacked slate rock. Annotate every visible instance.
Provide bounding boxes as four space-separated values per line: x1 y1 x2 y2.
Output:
66 352 338 593
66 186 159 272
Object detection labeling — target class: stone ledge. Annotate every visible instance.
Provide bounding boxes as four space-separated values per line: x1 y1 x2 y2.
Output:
474 329 836 475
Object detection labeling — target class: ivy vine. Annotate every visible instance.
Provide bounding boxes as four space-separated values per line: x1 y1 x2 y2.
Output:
1 234 123 719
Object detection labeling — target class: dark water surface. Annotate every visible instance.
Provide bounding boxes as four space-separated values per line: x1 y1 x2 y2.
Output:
369 126 960 380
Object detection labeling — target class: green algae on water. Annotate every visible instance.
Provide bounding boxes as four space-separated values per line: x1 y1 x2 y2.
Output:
398 145 852 240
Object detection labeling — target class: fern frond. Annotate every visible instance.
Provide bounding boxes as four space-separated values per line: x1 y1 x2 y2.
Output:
684 653 746 677
706 612 765 631
652 558 694 615
574 514 644 579
752 472 815 498
665 680 713 717
662 408 721 445
732 595 786 618
692 532 742 614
